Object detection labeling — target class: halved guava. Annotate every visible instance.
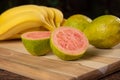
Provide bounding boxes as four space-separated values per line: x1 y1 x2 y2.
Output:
21 31 51 56
50 27 89 60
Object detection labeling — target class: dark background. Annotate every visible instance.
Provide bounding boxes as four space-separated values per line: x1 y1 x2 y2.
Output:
0 0 120 19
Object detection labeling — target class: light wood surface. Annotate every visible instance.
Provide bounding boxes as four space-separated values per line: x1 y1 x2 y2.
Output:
0 40 120 80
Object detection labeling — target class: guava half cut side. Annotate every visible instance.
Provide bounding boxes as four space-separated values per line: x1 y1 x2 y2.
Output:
50 27 89 60
21 31 51 56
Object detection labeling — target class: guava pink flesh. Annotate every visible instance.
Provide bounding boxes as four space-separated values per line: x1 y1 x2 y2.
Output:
56 29 85 51
23 31 50 39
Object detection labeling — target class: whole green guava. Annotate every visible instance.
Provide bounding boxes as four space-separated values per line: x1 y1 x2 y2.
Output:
84 15 120 49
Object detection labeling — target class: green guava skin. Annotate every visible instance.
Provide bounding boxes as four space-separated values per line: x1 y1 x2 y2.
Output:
84 15 120 49
50 39 85 60
63 14 92 31
22 38 51 56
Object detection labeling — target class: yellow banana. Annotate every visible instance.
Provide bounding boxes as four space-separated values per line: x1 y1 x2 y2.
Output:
36 6 52 26
0 5 54 31
43 7 56 28
0 12 42 34
34 6 55 30
0 5 63 40
0 5 44 22
0 12 42 40
50 8 64 27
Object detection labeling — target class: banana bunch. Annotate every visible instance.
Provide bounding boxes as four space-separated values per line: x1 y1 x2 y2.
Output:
0 5 63 40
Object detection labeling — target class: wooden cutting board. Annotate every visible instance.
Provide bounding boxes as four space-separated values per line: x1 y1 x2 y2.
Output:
0 40 120 80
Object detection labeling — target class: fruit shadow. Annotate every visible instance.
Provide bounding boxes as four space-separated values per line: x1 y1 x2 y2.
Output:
0 39 21 43
80 46 100 60
114 43 120 49
79 44 120 60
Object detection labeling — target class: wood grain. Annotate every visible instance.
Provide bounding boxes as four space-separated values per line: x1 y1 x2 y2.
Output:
0 40 120 80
